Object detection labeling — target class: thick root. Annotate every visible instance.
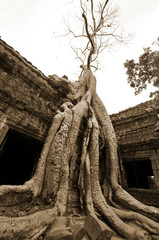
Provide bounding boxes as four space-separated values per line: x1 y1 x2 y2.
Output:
84 152 94 215
92 92 159 220
43 98 90 213
1 69 159 240
114 186 159 219
78 114 92 208
42 107 73 202
112 207 159 235
55 109 73 215
0 111 65 206
89 111 147 239
0 208 57 240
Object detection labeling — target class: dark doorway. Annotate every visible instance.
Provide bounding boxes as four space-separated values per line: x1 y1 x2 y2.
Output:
0 130 43 185
124 159 154 189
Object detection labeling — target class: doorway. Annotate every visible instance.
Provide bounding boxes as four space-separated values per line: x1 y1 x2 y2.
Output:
0 130 43 185
123 159 154 189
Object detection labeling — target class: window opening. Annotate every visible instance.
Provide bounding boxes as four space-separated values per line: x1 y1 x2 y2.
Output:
123 159 154 189
0 130 43 185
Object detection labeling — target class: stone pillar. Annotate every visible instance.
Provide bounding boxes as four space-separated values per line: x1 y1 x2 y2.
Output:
150 150 159 190
0 117 9 145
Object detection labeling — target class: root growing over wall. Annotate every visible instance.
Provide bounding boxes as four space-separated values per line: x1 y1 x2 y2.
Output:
0 69 159 240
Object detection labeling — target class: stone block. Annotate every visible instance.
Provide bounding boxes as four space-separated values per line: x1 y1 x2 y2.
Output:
153 170 159 189
0 121 8 144
82 233 91 240
44 217 73 240
70 223 86 240
84 214 113 240
45 229 73 240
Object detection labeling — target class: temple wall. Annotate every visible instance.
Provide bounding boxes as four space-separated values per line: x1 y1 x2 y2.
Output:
0 39 70 142
111 98 159 205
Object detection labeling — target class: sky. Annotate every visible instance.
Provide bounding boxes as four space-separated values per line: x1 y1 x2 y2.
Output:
0 0 159 114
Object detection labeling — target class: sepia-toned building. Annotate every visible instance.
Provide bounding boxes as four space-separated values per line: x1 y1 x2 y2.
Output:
111 97 159 206
0 38 159 209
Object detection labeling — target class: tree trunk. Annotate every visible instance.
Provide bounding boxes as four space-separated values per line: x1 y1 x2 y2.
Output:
0 69 159 240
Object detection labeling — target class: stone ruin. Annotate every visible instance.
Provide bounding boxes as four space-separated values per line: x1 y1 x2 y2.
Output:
0 38 159 239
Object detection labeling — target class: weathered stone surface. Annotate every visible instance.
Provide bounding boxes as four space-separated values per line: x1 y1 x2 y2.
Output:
70 223 86 240
45 229 73 240
84 214 113 240
44 217 73 240
110 96 159 202
82 234 91 240
0 39 71 142
0 120 9 144
111 97 159 146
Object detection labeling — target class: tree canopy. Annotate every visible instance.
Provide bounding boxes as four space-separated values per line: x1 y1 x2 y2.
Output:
124 37 159 97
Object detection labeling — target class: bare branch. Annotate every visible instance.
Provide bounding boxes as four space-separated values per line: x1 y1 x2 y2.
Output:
80 0 85 13
82 11 96 69
95 0 110 33
61 0 131 71
90 0 96 30
67 29 87 39
71 47 86 64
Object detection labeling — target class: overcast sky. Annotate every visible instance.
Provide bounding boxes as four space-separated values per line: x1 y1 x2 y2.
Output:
0 0 159 114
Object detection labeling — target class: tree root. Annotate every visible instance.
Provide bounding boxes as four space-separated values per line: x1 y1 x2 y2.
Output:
78 114 92 208
42 106 73 206
0 110 65 206
84 152 94 215
0 69 159 240
42 93 91 214
88 111 147 239
91 90 159 218
74 70 159 239
112 207 159 235
113 185 159 220
0 208 57 239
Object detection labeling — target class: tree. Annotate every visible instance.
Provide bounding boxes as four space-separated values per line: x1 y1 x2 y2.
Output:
124 38 159 97
64 0 128 71
1 1 159 239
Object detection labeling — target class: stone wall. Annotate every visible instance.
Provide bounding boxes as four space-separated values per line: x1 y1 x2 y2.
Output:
110 98 159 205
111 98 159 145
0 39 71 142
